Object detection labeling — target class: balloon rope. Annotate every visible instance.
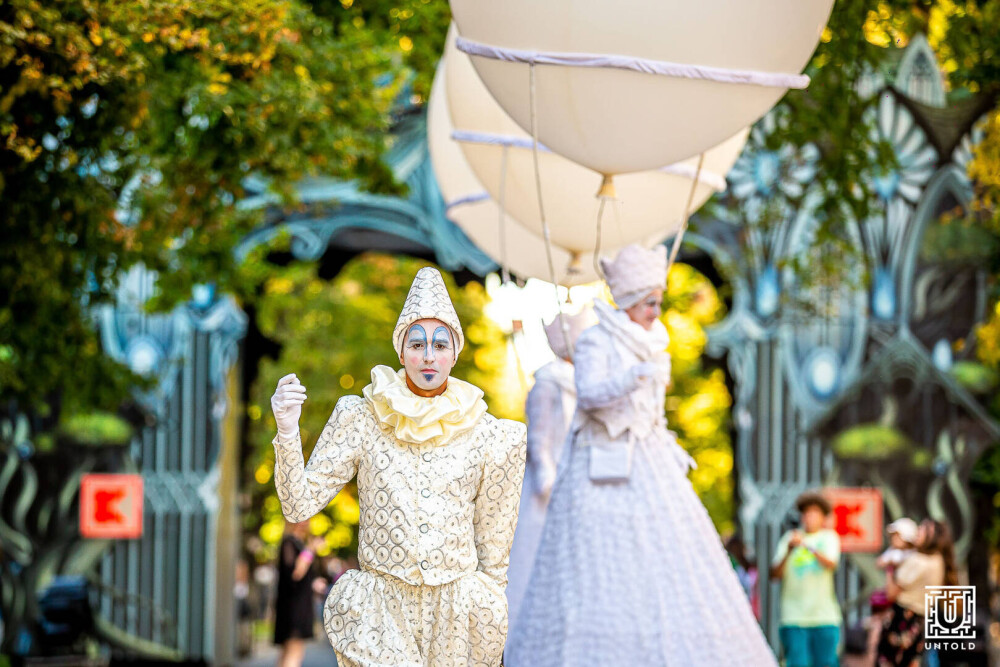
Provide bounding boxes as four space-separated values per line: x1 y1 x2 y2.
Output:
592 195 607 279
457 37 811 89
510 327 529 398
612 194 624 243
498 144 511 284
666 152 706 273
529 61 575 360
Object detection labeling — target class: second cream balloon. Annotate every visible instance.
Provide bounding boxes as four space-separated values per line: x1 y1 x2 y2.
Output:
444 26 748 255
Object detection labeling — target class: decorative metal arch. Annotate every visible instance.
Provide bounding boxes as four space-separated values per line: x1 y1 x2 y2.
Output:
90 108 502 662
235 112 496 275
692 36 999 647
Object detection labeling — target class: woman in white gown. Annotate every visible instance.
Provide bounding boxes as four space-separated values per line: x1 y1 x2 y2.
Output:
504 244 777 666
505 309 594 641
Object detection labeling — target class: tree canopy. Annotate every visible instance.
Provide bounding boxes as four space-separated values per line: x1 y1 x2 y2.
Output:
0 0 441 419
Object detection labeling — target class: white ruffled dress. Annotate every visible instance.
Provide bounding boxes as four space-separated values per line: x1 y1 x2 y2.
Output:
504 303 777 666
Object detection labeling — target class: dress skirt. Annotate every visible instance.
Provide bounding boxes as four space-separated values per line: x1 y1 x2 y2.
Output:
504 429 778 666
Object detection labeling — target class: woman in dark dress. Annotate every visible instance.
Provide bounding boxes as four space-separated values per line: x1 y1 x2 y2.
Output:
274 520 319 667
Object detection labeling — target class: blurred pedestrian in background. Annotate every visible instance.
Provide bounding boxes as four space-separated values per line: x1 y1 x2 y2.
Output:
725 534 761 621
770 490 842 667
876 519 957 667
273 521 322 667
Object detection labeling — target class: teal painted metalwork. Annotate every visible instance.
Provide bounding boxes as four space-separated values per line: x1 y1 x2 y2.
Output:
696 36 999 648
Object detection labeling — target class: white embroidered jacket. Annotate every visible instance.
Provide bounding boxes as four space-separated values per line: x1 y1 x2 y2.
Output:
272 394 527 592
570 302 696 472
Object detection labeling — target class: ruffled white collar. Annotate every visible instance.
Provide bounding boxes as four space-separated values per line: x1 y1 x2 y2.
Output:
593 299 668 361
362 365 487 446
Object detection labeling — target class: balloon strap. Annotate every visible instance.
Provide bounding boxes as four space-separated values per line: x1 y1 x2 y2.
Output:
528 61 575 360
666 152 706 274
457 36 811 89
593 194 607 280
498 144 511 284
451 129 727 190
445 192 489 211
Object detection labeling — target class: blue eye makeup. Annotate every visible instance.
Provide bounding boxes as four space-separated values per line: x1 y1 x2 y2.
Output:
406 325 428 348
432 326 453 351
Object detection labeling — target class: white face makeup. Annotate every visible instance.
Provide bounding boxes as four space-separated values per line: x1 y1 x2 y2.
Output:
624 288 664 331
400 318 457 392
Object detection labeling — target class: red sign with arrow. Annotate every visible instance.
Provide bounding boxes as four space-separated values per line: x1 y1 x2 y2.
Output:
825 486 883 553
80 474 144 539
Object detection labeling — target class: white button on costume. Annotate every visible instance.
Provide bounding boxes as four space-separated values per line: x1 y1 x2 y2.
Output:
505 245 777 666
272 268 526 666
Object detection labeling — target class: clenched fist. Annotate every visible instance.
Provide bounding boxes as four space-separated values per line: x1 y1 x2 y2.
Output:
271 373 307 440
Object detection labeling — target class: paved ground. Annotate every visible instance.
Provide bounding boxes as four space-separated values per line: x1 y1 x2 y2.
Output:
236 639 338 667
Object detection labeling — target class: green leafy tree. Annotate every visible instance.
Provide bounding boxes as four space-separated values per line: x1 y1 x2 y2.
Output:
662 264 736 534
0 0 424 424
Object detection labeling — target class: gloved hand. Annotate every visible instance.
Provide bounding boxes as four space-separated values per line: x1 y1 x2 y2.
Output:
271 373 306 440
627 362 659 388
536 461 558 504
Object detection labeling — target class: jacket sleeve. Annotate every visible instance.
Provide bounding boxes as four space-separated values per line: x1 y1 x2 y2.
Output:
525 379 566 496
473 418 527 590
574 329 640 410
272 397 363 523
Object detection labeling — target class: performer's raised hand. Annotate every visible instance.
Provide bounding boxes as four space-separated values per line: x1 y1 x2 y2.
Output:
271 373 306 439
627 361 659 386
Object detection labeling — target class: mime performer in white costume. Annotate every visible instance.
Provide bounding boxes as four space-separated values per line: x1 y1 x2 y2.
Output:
505 308 594 641
505 244 777 666
270 267 526 667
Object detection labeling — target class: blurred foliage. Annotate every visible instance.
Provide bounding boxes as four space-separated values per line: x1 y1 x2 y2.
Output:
0 0 448 425
309 0 451 103
919 211 1000 264
661 263 735 534
831 424 915 461
245 252 507 561
971 443 1000 548
765 0 998 239
56 411 133 448
951 359 999 395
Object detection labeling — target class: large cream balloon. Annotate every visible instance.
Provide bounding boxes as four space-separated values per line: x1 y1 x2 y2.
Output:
450 0 833 174
444 26 748 254
429 63 659 285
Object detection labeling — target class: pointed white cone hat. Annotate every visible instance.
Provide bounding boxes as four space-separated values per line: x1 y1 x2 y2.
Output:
393 267 465 359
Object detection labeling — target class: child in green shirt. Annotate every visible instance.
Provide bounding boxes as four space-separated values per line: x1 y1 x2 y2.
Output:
770 490 842 667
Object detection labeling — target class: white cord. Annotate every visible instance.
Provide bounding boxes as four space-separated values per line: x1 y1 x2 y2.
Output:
528 61 575 360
